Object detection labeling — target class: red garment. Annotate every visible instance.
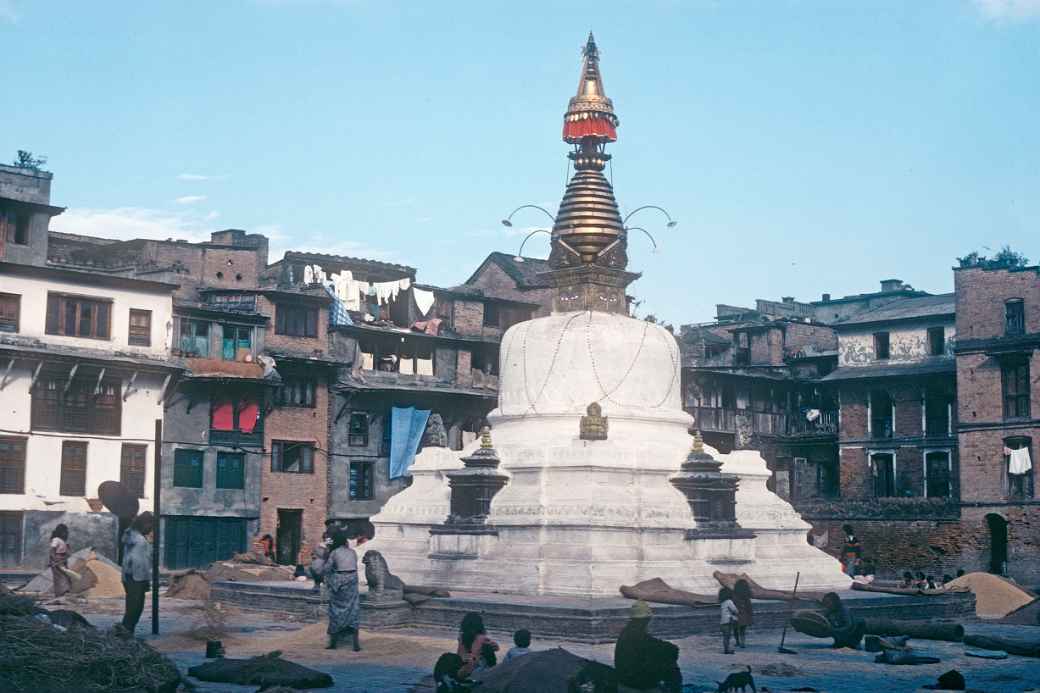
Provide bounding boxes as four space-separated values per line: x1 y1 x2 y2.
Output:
239 401 259 433
212 401 234 430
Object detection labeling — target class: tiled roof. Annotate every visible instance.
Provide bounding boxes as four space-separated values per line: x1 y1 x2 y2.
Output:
819 357 956 382
467 252 552 289
835 294 955 327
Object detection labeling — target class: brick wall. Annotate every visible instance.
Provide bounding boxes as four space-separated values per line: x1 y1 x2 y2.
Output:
456 350 472 387
749 328 784 366
466 262 553 317
808 518 966 579
258 295 329 355
260 373 329 564
955 266 1040 340
452 300 484 338
783 322 838 357
149 242 266 300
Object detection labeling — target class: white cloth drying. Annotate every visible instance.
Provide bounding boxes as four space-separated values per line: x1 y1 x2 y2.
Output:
1009 446 1032 475
414 288 436 317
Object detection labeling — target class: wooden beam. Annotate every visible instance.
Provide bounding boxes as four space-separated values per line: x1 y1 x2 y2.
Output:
0 358 14 391
122 370 139 401
62 364 79 396
157 373 172 405
92 368 106 396
29 361 44 390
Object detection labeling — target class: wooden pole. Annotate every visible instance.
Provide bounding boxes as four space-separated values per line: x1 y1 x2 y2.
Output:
152 418 161 635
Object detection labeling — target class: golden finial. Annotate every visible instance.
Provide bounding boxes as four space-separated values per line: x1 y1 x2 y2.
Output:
691 431 704 454
480 426 493 449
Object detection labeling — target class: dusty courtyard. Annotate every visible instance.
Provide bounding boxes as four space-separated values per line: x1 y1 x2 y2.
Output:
63 596 1040 693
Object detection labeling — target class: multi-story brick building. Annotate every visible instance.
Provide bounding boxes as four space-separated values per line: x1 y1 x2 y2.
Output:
0 162 182 568
955 263 1040 582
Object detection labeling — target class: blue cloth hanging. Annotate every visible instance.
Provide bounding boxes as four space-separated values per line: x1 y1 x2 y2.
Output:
389 406 431 479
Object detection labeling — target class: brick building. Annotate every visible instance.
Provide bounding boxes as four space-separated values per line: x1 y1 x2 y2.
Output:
954 264 1040 582
463 252 553 317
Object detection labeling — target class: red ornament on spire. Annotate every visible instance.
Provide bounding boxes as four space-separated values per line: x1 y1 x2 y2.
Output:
562 32 619 145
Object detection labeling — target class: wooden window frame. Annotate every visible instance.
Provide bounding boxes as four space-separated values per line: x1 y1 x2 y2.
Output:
215 452 245 489
1006 299 1025 336
45 292 112 340
128 309 152 347
31 372 122 436
271 441 315 474
482 301 500 328
275 304 318 338
347 413 369 447
120 443 148 498
870 451 897 498
873 332 890 360
923 450 952 499
1004 436 1035 500
0 436 27 495
220 324 253 361
2 208 30 245
173 449 204 488
59 441 88 497
177 318 211 357
0 293 19 333
927 326 945 357
349 459 374 500
276 377 316 408
1001 358 1031 420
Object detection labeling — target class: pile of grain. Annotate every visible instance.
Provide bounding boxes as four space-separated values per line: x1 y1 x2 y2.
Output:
945 572 1036 618
19 548 123 598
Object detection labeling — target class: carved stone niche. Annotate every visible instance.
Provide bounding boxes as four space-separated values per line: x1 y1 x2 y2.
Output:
670 432 755 540
430 427 508 545
580 402 608 440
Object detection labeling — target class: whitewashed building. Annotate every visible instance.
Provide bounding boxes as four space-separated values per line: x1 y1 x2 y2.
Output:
0 162 180 567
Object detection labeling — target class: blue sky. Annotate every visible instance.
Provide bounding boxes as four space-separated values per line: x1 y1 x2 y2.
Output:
3 1 1039 325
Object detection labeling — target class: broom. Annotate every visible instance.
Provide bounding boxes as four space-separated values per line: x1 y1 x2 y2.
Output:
777 571 800 655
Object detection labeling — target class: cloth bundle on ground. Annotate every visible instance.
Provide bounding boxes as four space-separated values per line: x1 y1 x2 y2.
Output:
864 634 910 652
850 582 954 597
619 577 716 606
790 610 832 638
874 649 941 665
713 571 824 603
943 572 1036 619
0 592 179 693
187 650 333 688
470 648 617 693
962 633 1040 658
20 548 124 598
862 619 964 642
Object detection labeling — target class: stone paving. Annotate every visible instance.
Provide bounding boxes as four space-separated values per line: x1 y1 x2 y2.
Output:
74 599 1039 693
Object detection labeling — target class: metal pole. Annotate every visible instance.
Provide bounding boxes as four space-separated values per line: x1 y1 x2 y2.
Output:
152 418 161 635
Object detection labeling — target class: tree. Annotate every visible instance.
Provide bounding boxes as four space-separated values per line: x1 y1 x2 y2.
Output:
957 246 1029 270
13 150 47 171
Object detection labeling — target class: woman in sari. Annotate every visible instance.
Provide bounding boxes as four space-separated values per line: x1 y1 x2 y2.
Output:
49 524 71 597
323 529 361 651
456 612 498 678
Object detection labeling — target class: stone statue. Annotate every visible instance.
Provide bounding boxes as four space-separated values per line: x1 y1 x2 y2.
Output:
421 413 448 449
580 401 608 440
362 550 404 602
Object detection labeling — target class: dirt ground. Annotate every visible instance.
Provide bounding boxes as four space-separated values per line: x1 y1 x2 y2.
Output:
65 597 1040 693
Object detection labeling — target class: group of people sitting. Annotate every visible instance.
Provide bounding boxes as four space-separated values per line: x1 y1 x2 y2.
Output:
432 614 533 692
900 568 964 590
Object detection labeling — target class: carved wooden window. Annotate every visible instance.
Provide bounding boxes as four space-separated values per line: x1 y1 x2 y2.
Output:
0 437 26 494
348 413 369 447
1002 358 1030 420
216 452 245 489
0 293 19 333
59 441 88 497
349 460 374 500
275 304 318 338
271 441 314 474
45 293 111 340
173 449 204 488
120 444 147 498
128 309 152 346
1006 299 1025 336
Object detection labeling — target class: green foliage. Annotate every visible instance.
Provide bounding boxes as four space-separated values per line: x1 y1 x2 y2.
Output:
13 150 47 171
957 245 1029 270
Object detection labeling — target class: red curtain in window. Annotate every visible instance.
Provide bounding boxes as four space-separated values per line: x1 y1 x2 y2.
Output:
212 400 234 430
239 400 259 433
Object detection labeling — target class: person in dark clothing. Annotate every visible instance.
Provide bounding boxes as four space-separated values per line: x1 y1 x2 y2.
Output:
821 592 865 649
117 512 154 638
732 579 754 648
841 524 861 576
614 601 682 693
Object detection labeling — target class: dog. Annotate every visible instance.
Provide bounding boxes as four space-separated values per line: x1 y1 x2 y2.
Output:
717 665 756 693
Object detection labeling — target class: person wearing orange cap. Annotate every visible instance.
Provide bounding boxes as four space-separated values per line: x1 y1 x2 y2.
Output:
614 600 683 693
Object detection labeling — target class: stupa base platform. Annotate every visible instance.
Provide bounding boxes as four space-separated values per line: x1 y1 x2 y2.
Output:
211 580 976 644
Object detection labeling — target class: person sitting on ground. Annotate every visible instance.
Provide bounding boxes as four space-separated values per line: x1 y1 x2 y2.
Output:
941 574 953 587
901 571 915 588
614 600 683 693
955 568 965 579
925 575 938 590
821 592 865 649
914 571 927 589
433 653 474 693
503 628 532 662
49 523 71 598
719 587 740 654
456 612 498 678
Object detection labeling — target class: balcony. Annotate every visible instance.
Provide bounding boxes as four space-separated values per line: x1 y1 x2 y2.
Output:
691 407 838 438
209 429 264 448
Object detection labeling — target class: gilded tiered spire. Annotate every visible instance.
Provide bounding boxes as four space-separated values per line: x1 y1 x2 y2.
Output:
550 33 627 273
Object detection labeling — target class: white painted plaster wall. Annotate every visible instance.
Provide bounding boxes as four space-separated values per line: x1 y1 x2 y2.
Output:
838 323 955 366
